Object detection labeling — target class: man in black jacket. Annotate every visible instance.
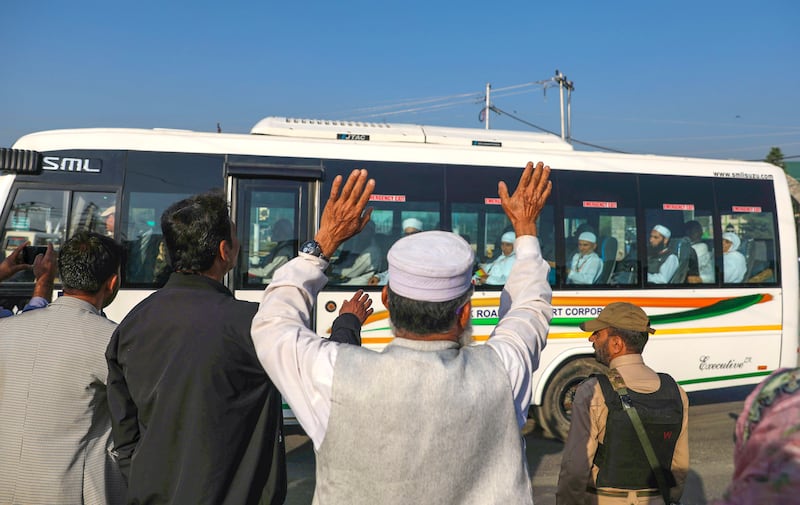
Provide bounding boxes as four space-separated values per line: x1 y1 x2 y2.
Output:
106 192 367 504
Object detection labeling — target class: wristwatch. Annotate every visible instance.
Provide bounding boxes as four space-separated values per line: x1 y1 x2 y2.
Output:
299 240 329 262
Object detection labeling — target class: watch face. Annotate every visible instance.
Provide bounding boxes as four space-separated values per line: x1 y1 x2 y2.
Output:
301 240 322 256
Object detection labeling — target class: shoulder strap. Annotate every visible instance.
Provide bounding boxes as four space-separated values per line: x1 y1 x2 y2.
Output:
606 368 672 505
593 373 617 406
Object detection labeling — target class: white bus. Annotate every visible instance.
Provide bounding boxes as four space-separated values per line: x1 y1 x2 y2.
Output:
2 117 797 440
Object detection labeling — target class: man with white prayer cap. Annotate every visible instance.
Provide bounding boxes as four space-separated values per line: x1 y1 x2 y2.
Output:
477 230 517 285
567 231 603 284
401 217 423 235
101 205 116 237
251 162 554 505
647 224 679 284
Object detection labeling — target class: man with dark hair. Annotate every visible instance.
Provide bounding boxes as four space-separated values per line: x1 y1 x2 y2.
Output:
557 302 689 505
106 191 367 505
252 162 553 504
0 231 125 505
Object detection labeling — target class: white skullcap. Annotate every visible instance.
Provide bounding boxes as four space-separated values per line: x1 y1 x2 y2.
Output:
402 217 423 231
722 232 741 252
578 231 597 243
388 230 474 302
101 205 115 217
501 231 516 243
652 224 671 239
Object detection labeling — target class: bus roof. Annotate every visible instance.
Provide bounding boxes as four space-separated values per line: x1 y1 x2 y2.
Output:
9 116 783 179
250 116 574 150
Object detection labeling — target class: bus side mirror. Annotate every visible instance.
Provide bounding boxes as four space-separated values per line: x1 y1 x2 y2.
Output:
0 148 42 174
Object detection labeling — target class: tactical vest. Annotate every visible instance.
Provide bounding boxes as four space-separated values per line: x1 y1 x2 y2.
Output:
593 373 683 489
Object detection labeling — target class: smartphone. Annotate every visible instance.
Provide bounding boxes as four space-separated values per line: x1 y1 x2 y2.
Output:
22 245 48 264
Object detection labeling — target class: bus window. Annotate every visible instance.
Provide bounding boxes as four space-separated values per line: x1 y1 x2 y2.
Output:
1 188 67 285
473 205 513 287
367 207 437 285
237 181 305 287
69 192 116 237
323 160 444 287
445 164 555 288
122 152 224 286
716 179 779 284
641 174 716 286
559 171 638 286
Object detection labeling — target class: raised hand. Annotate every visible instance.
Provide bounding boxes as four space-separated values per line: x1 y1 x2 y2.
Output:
32 243 57 301
498 161 552 237
0 242 32 282
315 169 375 259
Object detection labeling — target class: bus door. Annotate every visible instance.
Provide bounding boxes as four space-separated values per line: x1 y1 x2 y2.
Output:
228 156 321 306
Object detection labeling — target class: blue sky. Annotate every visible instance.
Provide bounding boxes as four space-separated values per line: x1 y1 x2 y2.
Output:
2 1 798 161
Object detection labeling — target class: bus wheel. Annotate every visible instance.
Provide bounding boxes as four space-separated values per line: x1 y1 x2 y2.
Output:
540 357 608 441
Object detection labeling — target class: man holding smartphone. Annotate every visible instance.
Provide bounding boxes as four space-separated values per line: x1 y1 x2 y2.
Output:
0 241 56 317
0 232 126 504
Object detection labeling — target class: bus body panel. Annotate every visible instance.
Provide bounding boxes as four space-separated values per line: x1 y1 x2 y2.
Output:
3 119 797 437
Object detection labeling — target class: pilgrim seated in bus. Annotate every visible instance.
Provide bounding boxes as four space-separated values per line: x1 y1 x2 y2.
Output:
474 232 516 286
565 231 602 285
683 220 714 283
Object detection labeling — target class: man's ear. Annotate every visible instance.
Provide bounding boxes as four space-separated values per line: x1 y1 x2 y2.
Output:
381 285 389 308
609 334 625 354
106 272 119 293
218 240 231 264
458 300 472 328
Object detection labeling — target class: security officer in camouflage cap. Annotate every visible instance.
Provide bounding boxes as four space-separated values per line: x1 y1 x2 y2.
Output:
557 302 690 505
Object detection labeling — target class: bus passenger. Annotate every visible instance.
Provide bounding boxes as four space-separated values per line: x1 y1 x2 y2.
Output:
101 205 116 237
476 231 516 285
685 220 714 283
0 232 125 504
557 302 689 505
722 232 747 283
647 225 678 284
252 163 553 505
566 231 602 284
106 193 368 505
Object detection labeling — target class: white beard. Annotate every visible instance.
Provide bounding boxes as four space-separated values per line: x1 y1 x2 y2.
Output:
457 322 474 347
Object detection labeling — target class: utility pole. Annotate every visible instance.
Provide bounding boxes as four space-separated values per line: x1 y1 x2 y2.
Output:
485 83 491 130
554 70 574 141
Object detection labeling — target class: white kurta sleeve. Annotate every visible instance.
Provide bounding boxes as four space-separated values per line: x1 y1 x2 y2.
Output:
251 253 339 449
486 236 553 428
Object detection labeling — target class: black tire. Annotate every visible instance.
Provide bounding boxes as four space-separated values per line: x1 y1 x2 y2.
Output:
539 356 608 441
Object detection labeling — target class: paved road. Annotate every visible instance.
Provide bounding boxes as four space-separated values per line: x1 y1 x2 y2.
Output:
284 385 751 505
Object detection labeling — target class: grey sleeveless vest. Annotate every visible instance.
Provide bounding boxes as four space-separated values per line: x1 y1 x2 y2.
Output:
313 338 533 505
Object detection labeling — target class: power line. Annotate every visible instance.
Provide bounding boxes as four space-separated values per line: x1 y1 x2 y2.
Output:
342 80 560 122
490 106 629 154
